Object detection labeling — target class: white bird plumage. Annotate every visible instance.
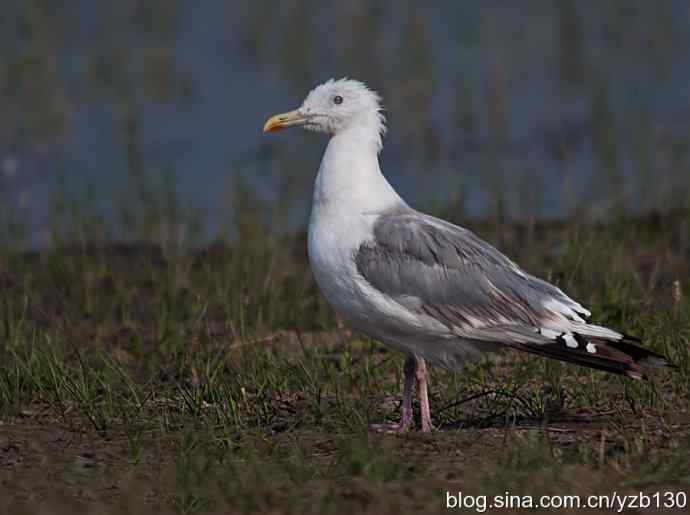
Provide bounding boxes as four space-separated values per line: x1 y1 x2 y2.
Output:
263 78 671 433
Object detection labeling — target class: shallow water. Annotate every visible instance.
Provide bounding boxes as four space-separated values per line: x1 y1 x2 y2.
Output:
1 1 689 245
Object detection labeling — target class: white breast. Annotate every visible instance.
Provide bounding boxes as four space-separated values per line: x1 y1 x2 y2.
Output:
307 210 372 322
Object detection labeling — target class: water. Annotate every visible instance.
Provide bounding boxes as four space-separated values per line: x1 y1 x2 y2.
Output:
1 0 689 245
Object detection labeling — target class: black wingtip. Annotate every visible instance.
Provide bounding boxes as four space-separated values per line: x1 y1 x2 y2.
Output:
617 334 678 370
511 331 676 380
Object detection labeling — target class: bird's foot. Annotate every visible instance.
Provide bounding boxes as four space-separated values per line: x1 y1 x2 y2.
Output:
369 421 412 434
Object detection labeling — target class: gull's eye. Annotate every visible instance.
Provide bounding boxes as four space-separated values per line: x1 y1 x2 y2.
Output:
333 95 343 105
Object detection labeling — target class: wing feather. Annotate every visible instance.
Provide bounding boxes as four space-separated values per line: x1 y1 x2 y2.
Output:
355 209 672 377
355 210 587 336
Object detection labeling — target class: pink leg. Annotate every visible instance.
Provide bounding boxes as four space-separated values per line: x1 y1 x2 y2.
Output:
415 356 433 432
370 355 415 433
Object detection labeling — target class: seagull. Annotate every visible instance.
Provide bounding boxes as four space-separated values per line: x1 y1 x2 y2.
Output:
263 78 672 433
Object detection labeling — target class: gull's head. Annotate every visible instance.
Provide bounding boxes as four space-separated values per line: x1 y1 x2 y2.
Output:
263 78 386 148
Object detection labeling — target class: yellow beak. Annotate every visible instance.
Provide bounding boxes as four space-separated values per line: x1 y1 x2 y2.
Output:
263 109 309 133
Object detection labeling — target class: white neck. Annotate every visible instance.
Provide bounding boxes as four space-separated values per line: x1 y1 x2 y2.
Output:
311 121 404 217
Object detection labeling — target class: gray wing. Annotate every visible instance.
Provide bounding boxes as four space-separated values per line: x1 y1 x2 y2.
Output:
355 208 590 343
354 208 672 378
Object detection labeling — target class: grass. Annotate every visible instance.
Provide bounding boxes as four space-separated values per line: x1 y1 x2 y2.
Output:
0 210 689 514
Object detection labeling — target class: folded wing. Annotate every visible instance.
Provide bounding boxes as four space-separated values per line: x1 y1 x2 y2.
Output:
355 208 670 378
